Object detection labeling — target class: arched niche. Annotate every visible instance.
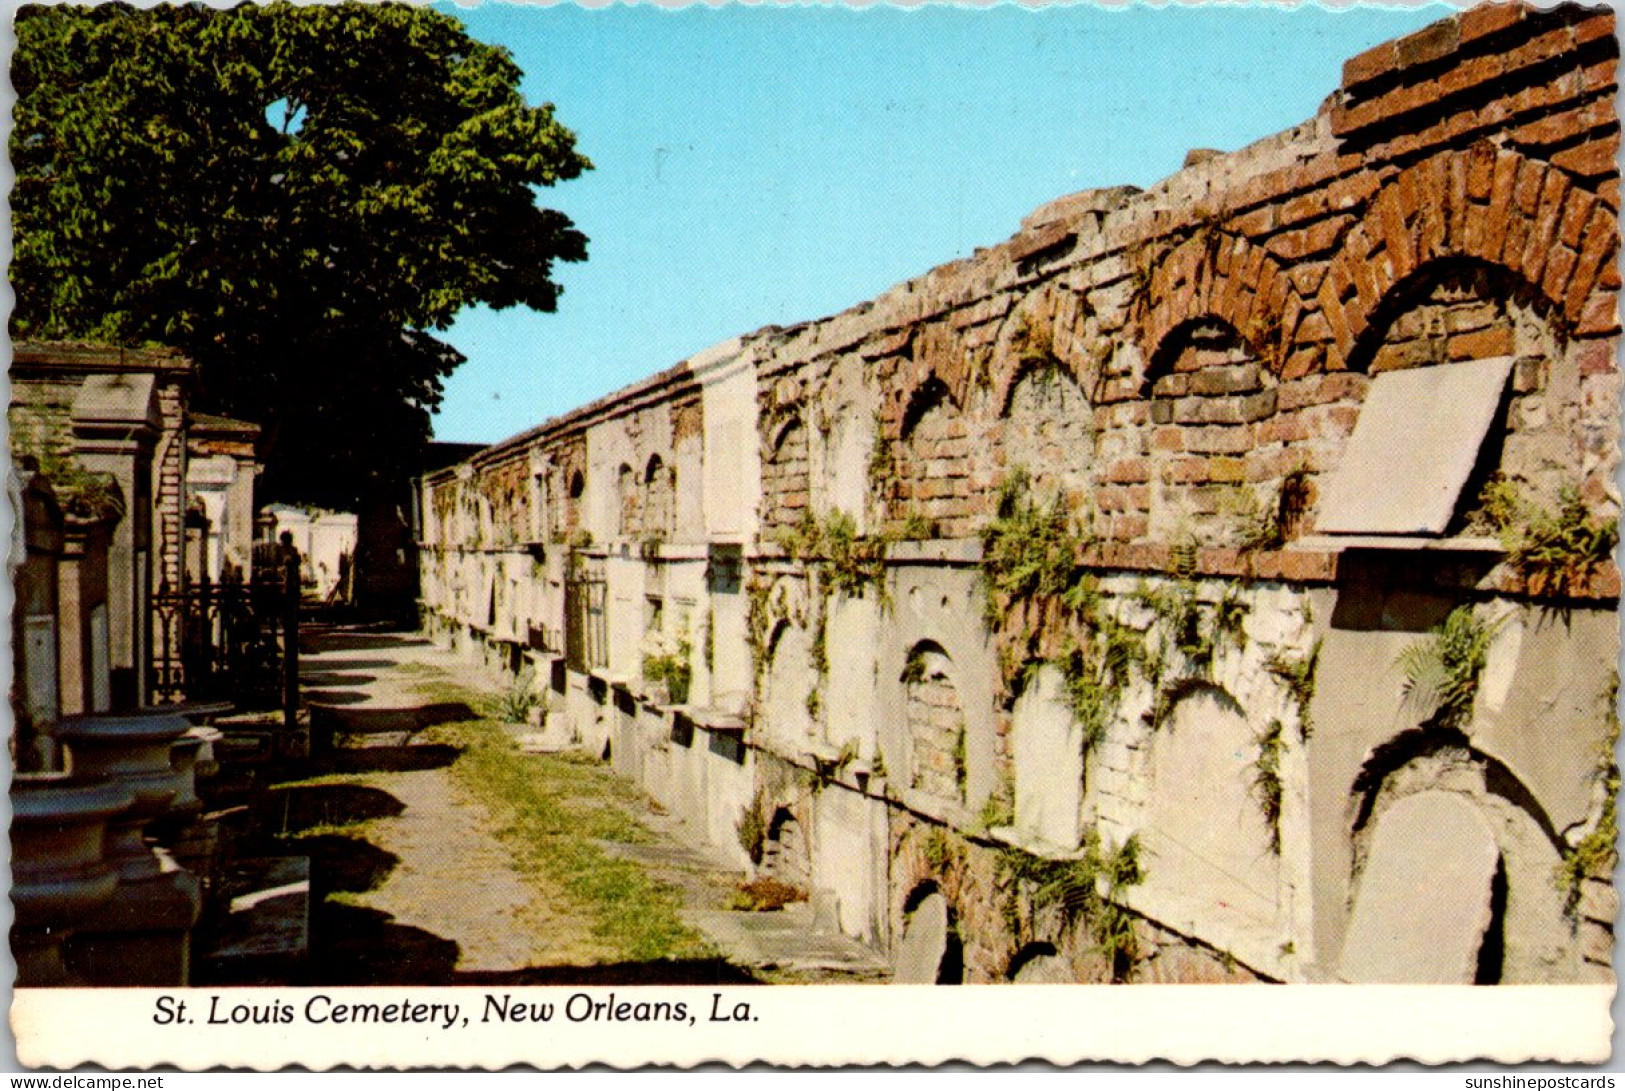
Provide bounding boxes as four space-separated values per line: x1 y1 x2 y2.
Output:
763 417 809 532
1000 365 1093 496
764 619 815 744
894 379 972 535
895 882 964 984
761 807 811 892
1139 684 1279 930
643 454 673 537
616 463 638 538
1010 664 1084 849
1343 730 1572 983
1339 789 1503 984
903 642 967 803
1141 318 1278 546
1329 257 1575 535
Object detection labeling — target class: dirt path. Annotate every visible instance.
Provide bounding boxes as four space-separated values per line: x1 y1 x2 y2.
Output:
344 764 577 971
293 623 887 985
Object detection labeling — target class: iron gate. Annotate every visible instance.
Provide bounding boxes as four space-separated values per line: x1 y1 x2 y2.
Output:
150 561 298 722
564 553 607 674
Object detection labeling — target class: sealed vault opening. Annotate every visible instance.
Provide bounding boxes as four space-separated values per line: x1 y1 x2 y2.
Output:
1315 357 1514 539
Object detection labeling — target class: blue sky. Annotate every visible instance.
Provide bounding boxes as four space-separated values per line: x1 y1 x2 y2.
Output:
429 2 1453 445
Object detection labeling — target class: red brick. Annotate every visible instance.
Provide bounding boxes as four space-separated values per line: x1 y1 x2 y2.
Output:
1576 338 1618 376
1574 8 1617 49
1553 138 1621 181
1501 25 1589 84
1581 56 1619 96
1397 19 1461 70
1465 140 1498 201
1276 549 1338 583
1542 244 1580 308
1108 457 1153 484
1573 294 1612 336
1560 189 1599 250
1599 178 1620 212
1448 326 1515 360
1566 212 1619 321
1521 169 1574 286
1150 426 1185 453
1342 40 1400 91
1458 2 1523 45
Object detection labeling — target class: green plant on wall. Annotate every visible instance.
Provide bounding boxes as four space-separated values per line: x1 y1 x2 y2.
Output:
744 574 775 680
1013 315 1060 370
1266 639 1321 742
1137 580 1249 728
995 829 1145 982
494 665 543 724
868 412 896 508
980 468 1091 625
1253 718 1286 854
1046 617 1144 755
1235 468 1312 554
978 770 1016 831
1557 672 1619 916
920 826 964 874
642 632 692 705
1509 487 1617 597
1395 606 1497 729
952 725 968 799
779 508 888 599
735 790 768 866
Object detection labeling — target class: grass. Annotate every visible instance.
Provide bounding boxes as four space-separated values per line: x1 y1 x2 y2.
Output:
400 677 713 963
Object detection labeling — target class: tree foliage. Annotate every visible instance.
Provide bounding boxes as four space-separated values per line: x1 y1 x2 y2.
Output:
12 2 590 505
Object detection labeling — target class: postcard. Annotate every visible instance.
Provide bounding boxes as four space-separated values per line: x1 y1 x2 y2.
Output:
8 0 1620 1069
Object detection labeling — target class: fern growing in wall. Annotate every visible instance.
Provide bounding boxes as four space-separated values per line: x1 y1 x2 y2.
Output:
1395 606 1498 729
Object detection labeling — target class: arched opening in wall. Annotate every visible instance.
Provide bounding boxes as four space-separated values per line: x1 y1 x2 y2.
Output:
566 469 585 536
1143 318 1259 399
763 418 809 532
1323 258 1572 542
1138 684 1279 931
999 364 1093 497
902 642 967 804
643 454 673 539
1007 940 1069 983
895 882 964 985
617 463 637 538
1340 730 1569 984
824 409 873 526
1141 319 1275 546
760 807 811 893
1349 259 1553 377
1010 663 1083 849
895 379 972 536
764 619 815 743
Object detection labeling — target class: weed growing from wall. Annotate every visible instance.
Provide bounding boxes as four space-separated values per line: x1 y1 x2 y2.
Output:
1137 580 1249 728
1395 607 1497 729
778 508 887 598
1266 639 1321 742
1508 487 1618 597
744 574 775 681
1558 673 1620 916
736 790 769 866
1253 718 1286 854
495 665 543 724
980 468 1091 625
978 771 1016 831
995 829 1145 982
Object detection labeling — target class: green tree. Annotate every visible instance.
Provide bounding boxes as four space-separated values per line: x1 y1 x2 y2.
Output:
11 2 590 505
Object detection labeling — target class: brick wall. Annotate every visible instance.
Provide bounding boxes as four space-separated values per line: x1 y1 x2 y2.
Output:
752 3 1618 592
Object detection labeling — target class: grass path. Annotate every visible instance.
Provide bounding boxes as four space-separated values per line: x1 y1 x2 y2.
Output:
402 678 713 966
